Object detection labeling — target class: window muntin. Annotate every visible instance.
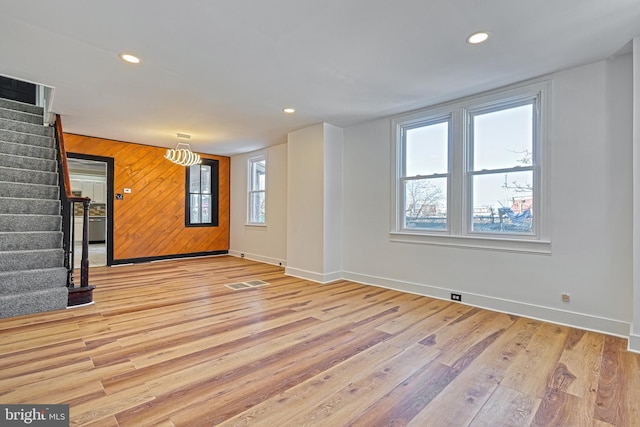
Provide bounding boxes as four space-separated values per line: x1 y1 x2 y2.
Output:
186 159 219 227
400 119 449 231
248 156 266 224
393 82 547 247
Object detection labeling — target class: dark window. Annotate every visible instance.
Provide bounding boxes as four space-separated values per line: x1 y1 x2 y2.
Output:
186 159 219 227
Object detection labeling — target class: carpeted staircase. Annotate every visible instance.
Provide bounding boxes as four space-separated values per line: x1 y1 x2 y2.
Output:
0 97 68 318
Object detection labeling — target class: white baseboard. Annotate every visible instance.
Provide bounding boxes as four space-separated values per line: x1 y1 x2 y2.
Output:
342 270 630 338
285 267 341 284
223 255 633 342
228 250 286 267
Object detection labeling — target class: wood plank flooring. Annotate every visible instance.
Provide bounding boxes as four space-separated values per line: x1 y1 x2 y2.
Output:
0 256 639 426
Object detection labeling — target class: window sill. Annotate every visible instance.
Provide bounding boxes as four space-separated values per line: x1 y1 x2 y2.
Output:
389 231 551 255
245 223 267 228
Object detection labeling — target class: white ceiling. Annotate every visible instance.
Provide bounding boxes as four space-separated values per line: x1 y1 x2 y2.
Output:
1 0 639 156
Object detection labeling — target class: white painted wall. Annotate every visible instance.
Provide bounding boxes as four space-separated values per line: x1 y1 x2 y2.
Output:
228 53 637 340
286 124 326 280
229 144 287 266
323 123 344 280
632 37 640 352
342 55 634 336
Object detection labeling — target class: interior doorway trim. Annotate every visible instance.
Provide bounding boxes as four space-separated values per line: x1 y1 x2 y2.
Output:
67 153 115 266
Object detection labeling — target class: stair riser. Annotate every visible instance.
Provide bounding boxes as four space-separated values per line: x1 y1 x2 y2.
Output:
0 232 63 251
0 129 53 148
0 118 52 137
0 268 68 294
0 181 59 200
0 153 57 172
0 139 55 160
0 249 64 272
0 198 60 215
0 107 43 125
0 166 58 185
0 98 43 115
0 215 61 232
0 287 69 318
0 166 57 186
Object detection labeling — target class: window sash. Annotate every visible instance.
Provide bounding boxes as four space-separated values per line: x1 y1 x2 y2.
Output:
465 98 538 237
248 156 266 225
399 116 451 232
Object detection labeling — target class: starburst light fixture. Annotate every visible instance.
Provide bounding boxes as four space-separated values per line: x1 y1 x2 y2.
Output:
164 136 201 166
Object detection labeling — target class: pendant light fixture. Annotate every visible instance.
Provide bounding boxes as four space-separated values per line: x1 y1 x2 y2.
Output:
165 134 201 166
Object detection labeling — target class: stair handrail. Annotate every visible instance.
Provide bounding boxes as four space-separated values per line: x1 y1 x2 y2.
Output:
54 114 91 289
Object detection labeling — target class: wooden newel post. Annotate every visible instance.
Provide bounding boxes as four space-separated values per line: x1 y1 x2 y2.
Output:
80 199 90 288
67 197 95 306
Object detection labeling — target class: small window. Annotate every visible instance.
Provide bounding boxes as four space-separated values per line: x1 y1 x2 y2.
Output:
248 156 266 225
186 159 219 227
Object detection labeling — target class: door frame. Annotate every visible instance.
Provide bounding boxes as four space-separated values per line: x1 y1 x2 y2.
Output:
67 153 115 266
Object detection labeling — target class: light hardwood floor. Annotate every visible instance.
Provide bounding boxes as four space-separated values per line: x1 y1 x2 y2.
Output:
0 256 639 426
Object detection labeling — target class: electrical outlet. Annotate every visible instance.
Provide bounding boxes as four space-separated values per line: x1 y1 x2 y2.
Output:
451 293 462 302
562 293 570 302
240 253 245 258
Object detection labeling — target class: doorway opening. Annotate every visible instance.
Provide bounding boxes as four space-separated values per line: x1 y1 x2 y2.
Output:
67 154 115 267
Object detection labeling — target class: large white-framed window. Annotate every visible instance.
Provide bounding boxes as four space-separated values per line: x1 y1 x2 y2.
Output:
247 155 266 225
391 81 550 253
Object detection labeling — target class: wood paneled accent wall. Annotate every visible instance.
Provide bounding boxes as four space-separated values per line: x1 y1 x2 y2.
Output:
64 133 229 262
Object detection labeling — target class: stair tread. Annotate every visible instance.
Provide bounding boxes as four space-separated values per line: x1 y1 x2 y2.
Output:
0 212 61 216
0 199 60 204
0 140 55 159
0 248 63 253
0 98 43 115
0 107 43 125
0 266 67 274
0 117 52 136
0 165 58 180
0 180 58 187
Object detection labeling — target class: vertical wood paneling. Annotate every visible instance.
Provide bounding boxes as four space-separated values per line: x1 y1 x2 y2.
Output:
64 133 229 261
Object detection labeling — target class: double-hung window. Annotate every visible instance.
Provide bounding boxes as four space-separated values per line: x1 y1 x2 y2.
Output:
468 100 535 234
392 81 549 252
400 117 450 231
186 159 219 227
248 155 266 225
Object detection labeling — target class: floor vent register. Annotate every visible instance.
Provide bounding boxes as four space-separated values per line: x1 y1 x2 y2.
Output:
225 280 269 290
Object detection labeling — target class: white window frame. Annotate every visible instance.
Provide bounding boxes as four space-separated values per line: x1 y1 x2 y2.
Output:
247 155 266 226
391 81 551 254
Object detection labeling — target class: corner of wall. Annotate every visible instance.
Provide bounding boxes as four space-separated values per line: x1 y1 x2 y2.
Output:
629 330 640 354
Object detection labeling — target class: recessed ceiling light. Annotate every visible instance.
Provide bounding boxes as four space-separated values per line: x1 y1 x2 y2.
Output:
119 53 141 64
466 32 489 44
283 108 295 114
